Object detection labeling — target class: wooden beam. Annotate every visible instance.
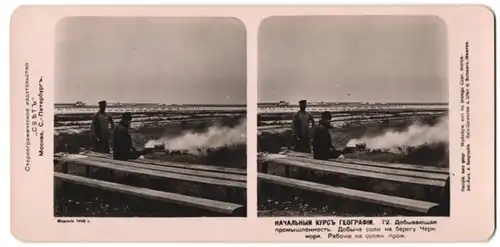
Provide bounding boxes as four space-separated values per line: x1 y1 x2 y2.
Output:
79 152 247 175
282 155 449 181
135 158 246 175
337 158 449 174
283 151 449 174
258 155 445 187
258 173 438 213
85 156 246 182
54 156 246 189
55 172 244 215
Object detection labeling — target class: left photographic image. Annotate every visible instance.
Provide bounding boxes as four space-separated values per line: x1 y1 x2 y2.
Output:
53 17 247 217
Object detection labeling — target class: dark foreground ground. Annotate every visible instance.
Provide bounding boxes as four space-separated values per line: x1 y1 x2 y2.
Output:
258 184 409 217
54 117 246 217
257 116 449 217
55 183 227 217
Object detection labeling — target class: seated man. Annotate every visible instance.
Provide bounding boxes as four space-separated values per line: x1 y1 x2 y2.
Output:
113 112 152 161
312 111 343 160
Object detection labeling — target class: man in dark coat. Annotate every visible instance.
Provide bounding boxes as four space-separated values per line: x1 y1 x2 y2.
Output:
312 111 343 160
112 112 151 160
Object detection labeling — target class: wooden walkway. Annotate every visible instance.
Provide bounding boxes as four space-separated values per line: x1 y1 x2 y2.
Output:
258 151 449 215
54 152 247 216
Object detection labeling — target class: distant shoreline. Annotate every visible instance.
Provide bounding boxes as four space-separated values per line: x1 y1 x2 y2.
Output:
258 102 448 105
55 102 447 108
54 103 248 108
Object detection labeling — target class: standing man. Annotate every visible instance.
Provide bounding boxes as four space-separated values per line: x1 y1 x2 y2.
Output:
291 100 315 152
113 112 152 160
90 100 114 153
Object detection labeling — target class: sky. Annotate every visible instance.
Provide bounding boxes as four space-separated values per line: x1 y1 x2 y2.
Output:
258 16 448 103
55 17 246 105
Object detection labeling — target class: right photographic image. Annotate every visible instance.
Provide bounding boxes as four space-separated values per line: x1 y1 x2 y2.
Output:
257 16 450 217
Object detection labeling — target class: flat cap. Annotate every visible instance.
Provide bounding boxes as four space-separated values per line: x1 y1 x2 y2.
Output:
299 100 307 104
98 100 106 105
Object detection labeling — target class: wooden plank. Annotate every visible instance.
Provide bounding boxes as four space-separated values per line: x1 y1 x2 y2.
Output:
337 158 449 174
55 172 244 215
79 152 247 175
83 156 246 182
54 156 246 189
258 155 445 187
283 151 449 174
282 155 449 181
134 158 246 176
258 173 437 213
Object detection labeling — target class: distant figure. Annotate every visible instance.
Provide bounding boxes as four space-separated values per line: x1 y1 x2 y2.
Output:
113 112 152 161
292 100 315 152
312 111 343 160
90 100 114 153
